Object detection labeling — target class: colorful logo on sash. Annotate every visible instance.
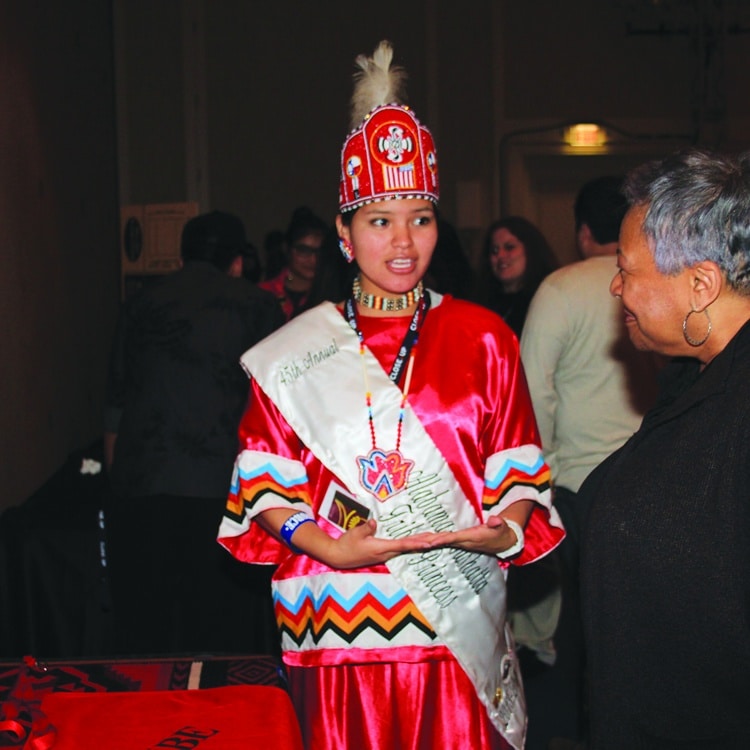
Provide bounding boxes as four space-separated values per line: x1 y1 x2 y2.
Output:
357 448 414 501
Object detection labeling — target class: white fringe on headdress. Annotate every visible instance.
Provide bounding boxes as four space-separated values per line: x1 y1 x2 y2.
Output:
349 40 408 129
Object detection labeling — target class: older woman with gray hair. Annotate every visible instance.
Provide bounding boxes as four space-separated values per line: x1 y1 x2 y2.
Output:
580 149 750 749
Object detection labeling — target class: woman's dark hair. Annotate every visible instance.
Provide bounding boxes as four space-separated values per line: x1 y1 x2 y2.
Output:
262 229 286 279
305 225 357 308
426 217 475 298
285 205 329 247
480 216 558 293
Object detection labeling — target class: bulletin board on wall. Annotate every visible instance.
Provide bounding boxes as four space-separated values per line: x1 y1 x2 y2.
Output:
119 202 199 299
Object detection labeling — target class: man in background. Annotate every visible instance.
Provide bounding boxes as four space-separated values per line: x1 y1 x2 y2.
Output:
104 210 284 655
522 176 658 551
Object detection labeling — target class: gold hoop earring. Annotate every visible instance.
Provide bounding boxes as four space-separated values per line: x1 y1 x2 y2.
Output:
682 308 712 347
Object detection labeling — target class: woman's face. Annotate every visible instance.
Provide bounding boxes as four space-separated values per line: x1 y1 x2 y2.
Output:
611 205 691 354
288 231 322 282
489 228 526 292
337 199 437 298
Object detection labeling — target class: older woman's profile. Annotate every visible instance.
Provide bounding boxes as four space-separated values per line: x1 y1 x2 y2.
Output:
580 148 750 749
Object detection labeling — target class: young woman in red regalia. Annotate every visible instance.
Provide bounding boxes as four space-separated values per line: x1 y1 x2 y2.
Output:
218 41 564 750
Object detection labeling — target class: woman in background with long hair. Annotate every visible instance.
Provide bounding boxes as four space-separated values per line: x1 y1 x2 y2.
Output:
479 216 558 337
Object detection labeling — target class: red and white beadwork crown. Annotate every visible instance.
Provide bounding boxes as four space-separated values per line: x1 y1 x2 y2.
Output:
338 41 439 213
339 103 439 213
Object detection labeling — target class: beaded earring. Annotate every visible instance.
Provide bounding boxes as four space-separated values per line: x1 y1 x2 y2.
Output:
338 238 355 263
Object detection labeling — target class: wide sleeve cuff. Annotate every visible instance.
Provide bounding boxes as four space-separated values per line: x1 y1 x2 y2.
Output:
218 449 314 565
482 443 564 565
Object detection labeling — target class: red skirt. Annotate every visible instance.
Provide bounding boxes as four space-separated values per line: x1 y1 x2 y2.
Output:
288 658 511 750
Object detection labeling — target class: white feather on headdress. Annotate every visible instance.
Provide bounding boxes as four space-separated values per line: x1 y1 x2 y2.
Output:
349 40 408 129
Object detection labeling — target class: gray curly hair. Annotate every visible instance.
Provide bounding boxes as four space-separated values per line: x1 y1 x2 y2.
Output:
623 149 750 294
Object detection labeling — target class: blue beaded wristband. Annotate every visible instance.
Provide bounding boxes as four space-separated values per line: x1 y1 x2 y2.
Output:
279 511 316 553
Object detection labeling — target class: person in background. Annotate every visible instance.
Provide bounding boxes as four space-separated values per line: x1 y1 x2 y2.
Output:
217 41 564 750
523 176 659 562
262 229 286 280
478 216 558 337
304 225 357 311
241 240 263 284
424 216 476 299
518 176 660 749
104 210 285 655
581 149 750 748
259 206 329 320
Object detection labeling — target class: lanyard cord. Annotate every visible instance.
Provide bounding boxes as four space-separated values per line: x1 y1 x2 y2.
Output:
344 291 431 450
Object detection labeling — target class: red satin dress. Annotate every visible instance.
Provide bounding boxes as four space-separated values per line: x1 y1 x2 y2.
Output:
219 295 564 750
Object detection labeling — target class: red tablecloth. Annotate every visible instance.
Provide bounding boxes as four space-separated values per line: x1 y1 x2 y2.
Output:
25 685 303 749
0 656 300 749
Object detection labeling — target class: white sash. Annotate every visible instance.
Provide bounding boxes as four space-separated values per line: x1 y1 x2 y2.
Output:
242 301 526 749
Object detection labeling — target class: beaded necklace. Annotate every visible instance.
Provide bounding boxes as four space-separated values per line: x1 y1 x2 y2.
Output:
352 274 424 312
344 288 431 500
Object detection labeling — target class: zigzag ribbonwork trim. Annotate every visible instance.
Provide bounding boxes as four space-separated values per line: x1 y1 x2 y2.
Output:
225 456 311 519
482 445 551 510
274 581 436 647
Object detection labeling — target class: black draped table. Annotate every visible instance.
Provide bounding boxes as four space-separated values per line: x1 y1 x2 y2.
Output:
0 442 279 660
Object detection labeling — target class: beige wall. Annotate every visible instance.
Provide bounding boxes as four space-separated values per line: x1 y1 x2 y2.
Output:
3 0 750 509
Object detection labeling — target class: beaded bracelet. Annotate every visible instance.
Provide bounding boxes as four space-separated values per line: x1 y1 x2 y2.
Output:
279 511 317 554
496 518 525 560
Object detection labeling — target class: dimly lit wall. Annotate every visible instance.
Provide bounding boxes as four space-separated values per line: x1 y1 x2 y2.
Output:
0 2 119 510
116 1 750 262
3 0 750 510
115 0 476 245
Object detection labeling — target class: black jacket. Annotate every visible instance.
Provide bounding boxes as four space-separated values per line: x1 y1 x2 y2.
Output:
581 319 750 749
106 262 285 498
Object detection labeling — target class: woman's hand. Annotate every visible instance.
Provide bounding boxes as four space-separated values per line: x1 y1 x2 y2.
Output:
427 514 522 557
260 503 531 568
318 519 436 570
259 509 436 570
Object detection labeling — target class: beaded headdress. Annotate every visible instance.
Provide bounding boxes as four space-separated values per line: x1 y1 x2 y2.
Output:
338 41 439 213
